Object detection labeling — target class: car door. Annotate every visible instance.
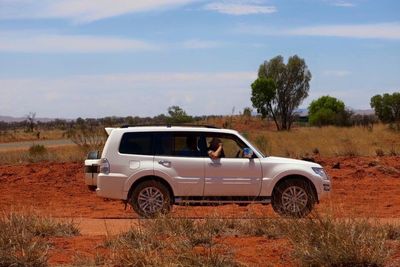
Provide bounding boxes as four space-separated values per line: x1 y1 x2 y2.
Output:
153 132 205 197
203 133 263 196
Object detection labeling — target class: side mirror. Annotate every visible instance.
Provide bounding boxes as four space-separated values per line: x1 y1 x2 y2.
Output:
243 148 254 159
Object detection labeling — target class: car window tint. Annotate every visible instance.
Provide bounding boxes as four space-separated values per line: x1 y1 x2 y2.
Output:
156 132 204 157
119 132 153 155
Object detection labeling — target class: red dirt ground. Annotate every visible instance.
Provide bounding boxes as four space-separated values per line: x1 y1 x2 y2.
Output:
1 156 400 265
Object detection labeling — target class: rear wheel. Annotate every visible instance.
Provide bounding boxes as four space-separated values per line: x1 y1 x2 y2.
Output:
130 180 172 218
272 179 315 218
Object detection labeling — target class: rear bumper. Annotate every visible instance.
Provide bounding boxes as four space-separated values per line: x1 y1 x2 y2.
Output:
84 160 100 186
96 173 127 200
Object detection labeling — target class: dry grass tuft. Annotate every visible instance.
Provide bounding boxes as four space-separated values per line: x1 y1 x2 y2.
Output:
383 224 400 240
246 124 400 157
280 213 391 267
0 210 80 267
106 215 243 266
0 129 65 143
0 145 85 165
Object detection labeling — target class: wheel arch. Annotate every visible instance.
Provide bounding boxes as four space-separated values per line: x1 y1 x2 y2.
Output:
272 175 319 203
127 175 175 203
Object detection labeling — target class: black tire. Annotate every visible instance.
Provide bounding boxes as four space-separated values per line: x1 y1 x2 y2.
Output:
271 179 316 218
130 180 172 218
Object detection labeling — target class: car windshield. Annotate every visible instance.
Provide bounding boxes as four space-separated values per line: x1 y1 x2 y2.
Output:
238 133 267 158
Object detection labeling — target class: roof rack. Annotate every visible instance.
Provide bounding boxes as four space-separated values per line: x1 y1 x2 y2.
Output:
119 124 219 129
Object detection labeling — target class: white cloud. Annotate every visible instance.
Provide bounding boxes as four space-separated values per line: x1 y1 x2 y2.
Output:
204 1 277 15
332 2 355 7
287 23 400 40
326 0 356 7
0 0 196 23
0 31 159 53
236 22 400 40
0 72 257 118
323 70 351 77
182 39 223 49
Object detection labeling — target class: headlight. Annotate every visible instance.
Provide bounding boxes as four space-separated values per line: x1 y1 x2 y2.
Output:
312 167 329 180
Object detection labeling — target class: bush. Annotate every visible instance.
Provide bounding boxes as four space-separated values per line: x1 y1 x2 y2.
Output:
280 214 390 267
27 144 49 162
68 127 106 153
308 96 353 126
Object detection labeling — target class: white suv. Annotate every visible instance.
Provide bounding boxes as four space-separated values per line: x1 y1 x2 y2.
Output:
90 126 330 217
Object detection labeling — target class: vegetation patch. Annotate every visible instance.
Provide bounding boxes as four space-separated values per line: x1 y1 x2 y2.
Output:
106 215 242 266
103 214 286 266
0 211 80 267
280 214 391 267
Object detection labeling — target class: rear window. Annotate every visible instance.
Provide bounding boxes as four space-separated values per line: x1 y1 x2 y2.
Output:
155 132 205 157
119 132 153 155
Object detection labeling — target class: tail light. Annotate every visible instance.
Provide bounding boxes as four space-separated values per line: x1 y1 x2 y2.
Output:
100 158 110 174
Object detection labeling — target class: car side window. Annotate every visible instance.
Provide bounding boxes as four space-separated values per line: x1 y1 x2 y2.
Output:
155 132 205 157
119 132 153 155
205 133 249 158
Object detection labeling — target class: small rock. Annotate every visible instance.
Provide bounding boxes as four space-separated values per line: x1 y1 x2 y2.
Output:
332 162 341 169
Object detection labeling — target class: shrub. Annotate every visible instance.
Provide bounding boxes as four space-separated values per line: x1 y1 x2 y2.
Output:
66 125 106 153
308 96 353 126
29 144 47 155
280 214 390 267
27 144 49 162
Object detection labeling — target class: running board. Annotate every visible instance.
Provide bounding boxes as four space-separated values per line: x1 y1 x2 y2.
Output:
174 197 271 205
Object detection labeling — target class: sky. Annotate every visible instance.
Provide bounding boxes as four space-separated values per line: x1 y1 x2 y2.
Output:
0 0 399 119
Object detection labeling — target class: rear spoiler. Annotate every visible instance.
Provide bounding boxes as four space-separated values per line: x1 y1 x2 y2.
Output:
105 128 115 136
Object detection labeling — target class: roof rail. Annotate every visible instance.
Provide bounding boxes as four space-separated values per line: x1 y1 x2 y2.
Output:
119 124 219 129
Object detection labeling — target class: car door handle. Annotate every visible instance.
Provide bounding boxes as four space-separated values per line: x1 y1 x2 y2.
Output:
158 160 171 167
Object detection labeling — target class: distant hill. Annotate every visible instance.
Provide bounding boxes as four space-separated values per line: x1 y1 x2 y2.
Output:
1 109 375 123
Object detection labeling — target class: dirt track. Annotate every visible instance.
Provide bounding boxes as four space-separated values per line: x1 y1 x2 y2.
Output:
1 156 400 265
0 139 74 151
1 156 400 218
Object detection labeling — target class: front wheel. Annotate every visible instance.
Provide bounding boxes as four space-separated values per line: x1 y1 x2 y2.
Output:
130 180 172 218
271 179 316 218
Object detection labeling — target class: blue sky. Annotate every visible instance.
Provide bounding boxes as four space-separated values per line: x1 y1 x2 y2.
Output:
0 0 399 118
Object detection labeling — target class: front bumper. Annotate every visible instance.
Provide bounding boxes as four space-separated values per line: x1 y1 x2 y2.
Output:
318 180 331 200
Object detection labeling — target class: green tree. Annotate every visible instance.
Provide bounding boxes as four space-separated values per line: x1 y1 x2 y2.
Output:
308 96 351 126
166 106 193 124
254 55 311 130
370 92 400 123
251 78 279 129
